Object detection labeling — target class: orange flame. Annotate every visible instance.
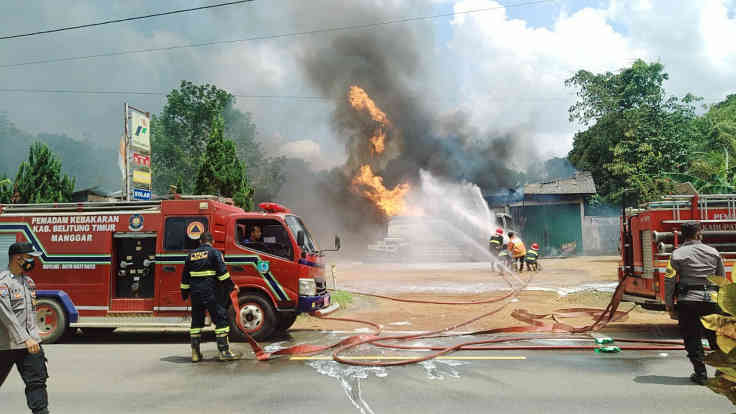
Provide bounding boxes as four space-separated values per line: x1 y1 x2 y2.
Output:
349 85 389 155
349 86 389 124
352 165 409 217
370 130 386 154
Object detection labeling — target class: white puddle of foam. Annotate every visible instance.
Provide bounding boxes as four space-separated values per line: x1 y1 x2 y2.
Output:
420 359 466 380
526 282 618 296
264 341 289 352
309 360 387 414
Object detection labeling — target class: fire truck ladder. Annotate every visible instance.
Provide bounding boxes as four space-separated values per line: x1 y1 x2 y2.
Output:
655 194 736 256
0 200 162 214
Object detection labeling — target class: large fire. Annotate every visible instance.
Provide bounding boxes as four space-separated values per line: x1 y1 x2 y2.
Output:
352 165 409 217
348 86 416 217
349 85 388 155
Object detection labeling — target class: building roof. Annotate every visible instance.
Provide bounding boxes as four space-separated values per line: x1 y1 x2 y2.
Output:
524 171 596 195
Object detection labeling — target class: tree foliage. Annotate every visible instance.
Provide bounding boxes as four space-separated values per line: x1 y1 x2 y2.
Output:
151 81 286 201
0 113 117 192
194 116 255 210
666 94 736 194
12 142 75 204
567 60 701 204
151 81 232 194
0 175 11 204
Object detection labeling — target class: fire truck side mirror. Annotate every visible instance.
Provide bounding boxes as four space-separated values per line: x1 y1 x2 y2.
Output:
335 236 341 251
297 230 305 248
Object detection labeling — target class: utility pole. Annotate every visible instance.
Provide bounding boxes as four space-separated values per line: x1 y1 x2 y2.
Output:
123 102 129 201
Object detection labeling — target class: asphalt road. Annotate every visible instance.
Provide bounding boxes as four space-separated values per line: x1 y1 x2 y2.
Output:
1 329 732 413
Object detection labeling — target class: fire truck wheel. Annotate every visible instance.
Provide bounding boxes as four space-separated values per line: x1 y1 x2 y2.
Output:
276 312 298 332
228 293 277 342
36 298 68 344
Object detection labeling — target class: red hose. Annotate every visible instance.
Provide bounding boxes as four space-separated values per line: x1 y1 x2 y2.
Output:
231 272 683 365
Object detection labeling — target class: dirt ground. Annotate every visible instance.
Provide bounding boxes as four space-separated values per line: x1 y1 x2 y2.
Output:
292 256 675 333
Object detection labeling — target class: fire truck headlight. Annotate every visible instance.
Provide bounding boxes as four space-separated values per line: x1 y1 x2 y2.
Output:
299 278 317 296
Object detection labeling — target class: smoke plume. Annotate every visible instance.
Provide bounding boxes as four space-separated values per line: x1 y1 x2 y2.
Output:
276 0 534 254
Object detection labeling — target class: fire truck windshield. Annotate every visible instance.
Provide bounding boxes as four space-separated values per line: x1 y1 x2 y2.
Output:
285 215 319 253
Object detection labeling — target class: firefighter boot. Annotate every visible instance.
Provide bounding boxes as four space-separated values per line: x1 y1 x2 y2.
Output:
191 337 203 363
216 336 241 361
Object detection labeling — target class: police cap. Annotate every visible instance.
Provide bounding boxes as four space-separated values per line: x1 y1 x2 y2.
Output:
8 242 42 258
680 221 700 240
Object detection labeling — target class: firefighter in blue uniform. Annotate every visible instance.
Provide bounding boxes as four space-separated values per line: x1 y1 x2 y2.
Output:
181 232 240 362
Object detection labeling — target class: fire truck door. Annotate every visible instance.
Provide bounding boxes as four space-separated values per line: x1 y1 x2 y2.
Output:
114 234 157 300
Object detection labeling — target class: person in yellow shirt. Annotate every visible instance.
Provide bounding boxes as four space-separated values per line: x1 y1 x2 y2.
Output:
507 232 526 272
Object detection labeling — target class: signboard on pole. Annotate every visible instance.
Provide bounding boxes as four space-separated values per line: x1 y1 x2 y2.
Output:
123 104 152 201
132 152 151 168
133 188 152 200
130 111 150 152
132 170 151 185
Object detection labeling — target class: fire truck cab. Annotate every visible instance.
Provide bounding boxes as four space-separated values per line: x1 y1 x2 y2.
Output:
0 197 338 343
620 194 736 309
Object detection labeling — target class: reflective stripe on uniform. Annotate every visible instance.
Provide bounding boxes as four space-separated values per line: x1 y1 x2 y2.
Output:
190 328 202 336
665 260 677 279
190 270 217 277
215 326 230 337
218 272 231 281
180 283 190 289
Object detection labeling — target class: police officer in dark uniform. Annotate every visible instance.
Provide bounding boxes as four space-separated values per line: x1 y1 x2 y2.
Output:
181 232 240 362
664 221 724 385
0 242 49 414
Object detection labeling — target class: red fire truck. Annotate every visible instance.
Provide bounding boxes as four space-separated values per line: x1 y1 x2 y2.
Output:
0 197 338 343
620 193 735 310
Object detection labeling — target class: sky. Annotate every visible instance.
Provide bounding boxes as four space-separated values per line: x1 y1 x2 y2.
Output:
1 0 735 172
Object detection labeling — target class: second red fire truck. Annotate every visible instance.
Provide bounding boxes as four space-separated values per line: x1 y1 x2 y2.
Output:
620 193 736 309
0 196 338 343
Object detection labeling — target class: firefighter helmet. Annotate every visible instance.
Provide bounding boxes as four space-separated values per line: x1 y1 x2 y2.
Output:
531 243 539 250
496 228 504 235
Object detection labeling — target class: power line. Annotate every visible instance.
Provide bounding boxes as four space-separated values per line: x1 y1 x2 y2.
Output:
0 88 329 100
0 0 555 69
0 1 256 41
0 87 718 105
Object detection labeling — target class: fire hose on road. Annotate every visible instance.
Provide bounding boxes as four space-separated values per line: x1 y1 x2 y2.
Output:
229 270 687 366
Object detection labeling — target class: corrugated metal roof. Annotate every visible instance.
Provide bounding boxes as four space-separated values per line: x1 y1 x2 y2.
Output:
524 171 596 195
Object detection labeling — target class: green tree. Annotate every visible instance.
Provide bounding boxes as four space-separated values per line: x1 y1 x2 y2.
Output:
0 176 11 203
194 116 254 210
151 81 232 194
566 60 701 204
13 142 75 203
224 103 286 203
152 81 286 201
667 95 736 193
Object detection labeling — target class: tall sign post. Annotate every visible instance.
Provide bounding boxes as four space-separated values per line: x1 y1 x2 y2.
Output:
122 103 152 201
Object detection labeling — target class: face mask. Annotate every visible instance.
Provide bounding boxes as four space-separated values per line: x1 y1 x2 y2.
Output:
21 258 35 272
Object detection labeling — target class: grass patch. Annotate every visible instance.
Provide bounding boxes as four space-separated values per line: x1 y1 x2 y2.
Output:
330 290 353 310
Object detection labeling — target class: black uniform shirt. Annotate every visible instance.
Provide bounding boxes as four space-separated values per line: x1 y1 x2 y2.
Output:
180 244 232 293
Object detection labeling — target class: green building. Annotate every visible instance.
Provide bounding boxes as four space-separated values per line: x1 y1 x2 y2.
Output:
509 172 597 257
